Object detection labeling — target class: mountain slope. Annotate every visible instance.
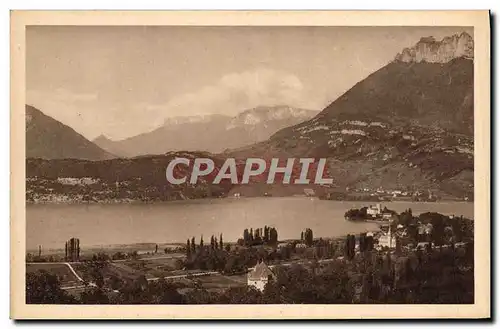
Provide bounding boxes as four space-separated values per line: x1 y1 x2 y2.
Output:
26 105 114 160
229 34 474 199
26 152 233 203
94 106 318 156
315 57 473 135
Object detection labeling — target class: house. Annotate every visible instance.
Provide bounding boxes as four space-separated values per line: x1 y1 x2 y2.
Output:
277 242 290 250
418 223 433 235
416 242 432 250
295 243 307 250
382 212 393 220
367 203 382 217
304 188 315 197
377 226 396 249
247 261 276 292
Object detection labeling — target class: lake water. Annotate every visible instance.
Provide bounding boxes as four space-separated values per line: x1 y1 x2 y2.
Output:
26 197 474 250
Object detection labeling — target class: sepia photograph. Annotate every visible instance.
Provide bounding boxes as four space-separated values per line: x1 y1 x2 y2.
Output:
10 11 490 319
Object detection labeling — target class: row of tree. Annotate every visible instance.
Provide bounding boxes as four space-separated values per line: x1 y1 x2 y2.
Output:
241 226 278 246
395 209 474 247
186 234 230 259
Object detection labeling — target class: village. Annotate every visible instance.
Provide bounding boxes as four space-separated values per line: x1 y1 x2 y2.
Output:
26 203 474 304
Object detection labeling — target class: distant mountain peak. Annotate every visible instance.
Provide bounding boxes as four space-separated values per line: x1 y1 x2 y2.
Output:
162 114 229 126
395 32 473 63
227 105 317 129
93 134 113 143
26 105 114 160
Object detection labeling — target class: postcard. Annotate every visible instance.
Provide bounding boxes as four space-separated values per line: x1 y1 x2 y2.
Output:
11 10 490 319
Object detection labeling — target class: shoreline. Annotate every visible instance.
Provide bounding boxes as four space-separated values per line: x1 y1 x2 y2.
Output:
26 227 381 256
25 197 474 205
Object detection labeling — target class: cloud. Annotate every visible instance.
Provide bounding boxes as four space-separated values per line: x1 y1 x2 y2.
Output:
52 88 98 102
143 68 322 120
27 88 105 139
26 68 324 141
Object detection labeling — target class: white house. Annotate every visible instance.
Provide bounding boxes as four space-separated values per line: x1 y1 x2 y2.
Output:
418 223 433 235
277 242 290 250
304 188 315 197
382 212 393 220
367 203 382 217
295 243 308 250
416 242 433 250
247 261 276 292
377 226 396 249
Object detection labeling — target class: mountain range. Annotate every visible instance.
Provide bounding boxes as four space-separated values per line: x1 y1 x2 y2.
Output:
92 106 318 156
25 32 474 199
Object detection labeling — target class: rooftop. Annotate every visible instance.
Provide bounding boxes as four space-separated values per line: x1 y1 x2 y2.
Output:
248 262 276 281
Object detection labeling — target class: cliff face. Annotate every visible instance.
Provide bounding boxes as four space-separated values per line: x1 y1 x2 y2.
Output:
395 32 473 63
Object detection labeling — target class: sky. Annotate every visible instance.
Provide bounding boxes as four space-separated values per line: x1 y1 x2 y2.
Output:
26 26 473 141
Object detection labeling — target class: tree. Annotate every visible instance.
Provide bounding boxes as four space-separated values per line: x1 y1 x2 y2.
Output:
399 209 414 227
395 236 402 255
359 233 367 252
80 287 110 304
118 278 184 304
345 234 355 260
366 235 374 251
26 270 77 304
269 227 278 245
304 228 313 247
200 235 204 249
186 239 191 258
243 229 249 245
191 237 196 254
210 235 215 250
220 234 224 250
420 212 447 246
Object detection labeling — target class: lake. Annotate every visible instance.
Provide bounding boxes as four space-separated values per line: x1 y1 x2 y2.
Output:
26 197 474 250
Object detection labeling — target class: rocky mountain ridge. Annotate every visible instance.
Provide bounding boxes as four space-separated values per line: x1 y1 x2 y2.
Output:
93 105 318 156
395 32 473 63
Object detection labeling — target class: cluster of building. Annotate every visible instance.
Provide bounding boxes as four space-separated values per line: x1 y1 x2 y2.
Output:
366 203 395 221
347 187 439 200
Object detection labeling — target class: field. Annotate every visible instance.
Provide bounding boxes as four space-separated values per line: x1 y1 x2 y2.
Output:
191 274 247 289
122 256 184 278
26 263 82 288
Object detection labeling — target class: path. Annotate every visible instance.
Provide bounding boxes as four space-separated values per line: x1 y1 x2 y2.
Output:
146 271 219 281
